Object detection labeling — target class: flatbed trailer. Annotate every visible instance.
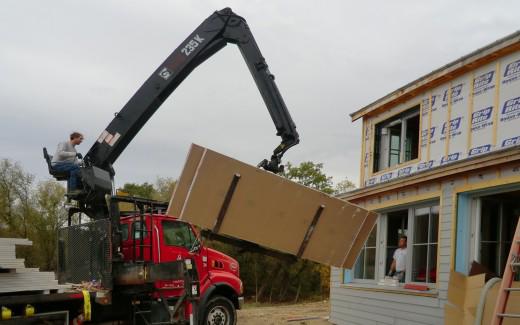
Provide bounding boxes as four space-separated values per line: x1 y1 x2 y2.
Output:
0 291 86 324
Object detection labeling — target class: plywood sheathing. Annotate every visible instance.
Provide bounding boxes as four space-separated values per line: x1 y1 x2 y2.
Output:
168 144 377 268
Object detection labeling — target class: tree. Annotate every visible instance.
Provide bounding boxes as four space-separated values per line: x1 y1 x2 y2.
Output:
119 177 177 202
334 178 356 194
152 177 177 202
31 180 67 270
120 182 156 199
282 162 334 194
0 159 35 237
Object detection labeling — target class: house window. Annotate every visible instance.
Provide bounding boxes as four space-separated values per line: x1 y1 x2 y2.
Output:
385 210 408 274
382 202 439 285
346 202 439 286
411 206 439 283
354 225 377 280
478 193 520 276
373 106 420 172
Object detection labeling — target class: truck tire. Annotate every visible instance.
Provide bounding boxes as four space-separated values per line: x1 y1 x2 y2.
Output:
201 295 236 325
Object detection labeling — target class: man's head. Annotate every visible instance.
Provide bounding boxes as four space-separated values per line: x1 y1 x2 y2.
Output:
70 132 84 146
398 236 407 249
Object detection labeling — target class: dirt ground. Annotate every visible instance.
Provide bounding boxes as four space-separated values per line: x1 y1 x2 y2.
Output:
237 300 330 325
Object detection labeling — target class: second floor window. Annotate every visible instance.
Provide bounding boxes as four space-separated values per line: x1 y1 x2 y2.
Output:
374 105 420 172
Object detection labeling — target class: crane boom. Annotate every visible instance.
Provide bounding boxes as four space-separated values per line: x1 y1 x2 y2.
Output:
63 8 299 219
85 8 298 173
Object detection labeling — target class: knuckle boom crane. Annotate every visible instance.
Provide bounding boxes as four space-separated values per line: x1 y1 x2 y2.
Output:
78 7 299 219
34 8 299 324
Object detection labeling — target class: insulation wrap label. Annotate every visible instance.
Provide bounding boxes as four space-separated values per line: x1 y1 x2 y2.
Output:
500 97 520 122
502 59 520 85
468 144 492 157
473 71 495 96
471 106 494 131
502 136 520 148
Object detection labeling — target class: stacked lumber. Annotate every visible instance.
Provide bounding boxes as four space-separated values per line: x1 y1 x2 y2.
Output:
0 238 69 294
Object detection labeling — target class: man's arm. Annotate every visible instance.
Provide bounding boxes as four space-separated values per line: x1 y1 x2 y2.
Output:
388 259 396 275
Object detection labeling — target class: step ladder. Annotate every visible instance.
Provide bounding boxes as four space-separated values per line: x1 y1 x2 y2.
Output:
491 216 520 325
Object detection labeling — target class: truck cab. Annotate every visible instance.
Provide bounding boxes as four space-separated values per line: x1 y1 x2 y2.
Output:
119 213 243 323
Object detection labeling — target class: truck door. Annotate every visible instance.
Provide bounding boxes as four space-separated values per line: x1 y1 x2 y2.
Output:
159 220 197 263
121 219 151 261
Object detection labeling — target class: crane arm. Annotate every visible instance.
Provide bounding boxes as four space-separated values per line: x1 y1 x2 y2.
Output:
84 8 299 174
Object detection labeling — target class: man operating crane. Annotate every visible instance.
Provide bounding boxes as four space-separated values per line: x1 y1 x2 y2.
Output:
51 132 84 194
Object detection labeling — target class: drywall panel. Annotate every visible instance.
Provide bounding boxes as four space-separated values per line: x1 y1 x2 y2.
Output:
168 144 377 268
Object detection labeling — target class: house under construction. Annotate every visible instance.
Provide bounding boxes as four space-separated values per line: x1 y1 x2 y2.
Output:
331 31 520 325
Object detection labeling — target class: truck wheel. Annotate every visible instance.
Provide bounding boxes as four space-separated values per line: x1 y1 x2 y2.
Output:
201 295 236 325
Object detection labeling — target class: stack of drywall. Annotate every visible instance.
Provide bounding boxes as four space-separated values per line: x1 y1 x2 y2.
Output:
168 144 377 268
0 238 69 293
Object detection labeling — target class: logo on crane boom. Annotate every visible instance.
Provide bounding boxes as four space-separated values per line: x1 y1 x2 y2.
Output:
181 34 205 57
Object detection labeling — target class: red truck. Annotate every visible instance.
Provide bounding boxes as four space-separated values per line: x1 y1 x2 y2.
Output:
4 7 299 325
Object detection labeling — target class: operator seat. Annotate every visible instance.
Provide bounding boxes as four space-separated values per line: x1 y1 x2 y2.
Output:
42 147 69 181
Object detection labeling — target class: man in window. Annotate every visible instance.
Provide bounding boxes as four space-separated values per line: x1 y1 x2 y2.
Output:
388 236 407 282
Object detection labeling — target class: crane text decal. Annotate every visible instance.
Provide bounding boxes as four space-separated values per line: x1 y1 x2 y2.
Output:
181 35 205 57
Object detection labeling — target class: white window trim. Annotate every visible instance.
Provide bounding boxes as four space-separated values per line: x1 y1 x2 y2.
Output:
374 106 420 172
352 218 380 283
350 201 439 287
469 196 516 276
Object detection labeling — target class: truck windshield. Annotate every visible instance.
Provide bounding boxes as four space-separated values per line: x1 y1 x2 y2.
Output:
163 221 196 249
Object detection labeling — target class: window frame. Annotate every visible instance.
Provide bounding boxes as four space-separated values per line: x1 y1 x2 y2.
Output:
121 223 129 241
373 105 421 173
132 220 148 240
353 221 379 282
346 200 440 287
162 220 197 250
470 195 520 277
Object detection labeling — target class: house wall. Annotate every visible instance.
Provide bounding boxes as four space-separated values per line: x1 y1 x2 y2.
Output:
360 50 520 188
330 162 520 324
